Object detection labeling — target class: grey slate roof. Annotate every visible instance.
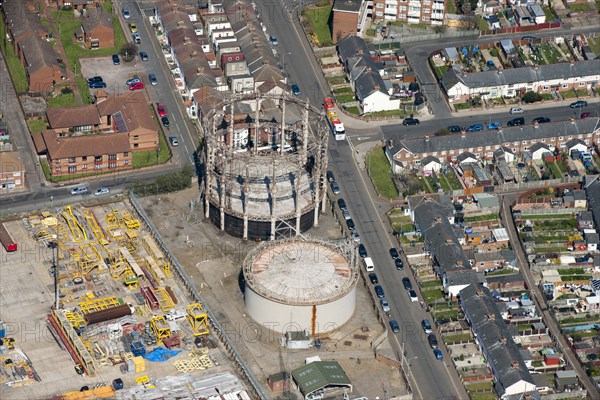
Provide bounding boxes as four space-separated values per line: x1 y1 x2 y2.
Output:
457 151 477 164
460 284 534 396
332 0 362 12
391 118 600 157
337 35 387 100
573 189 586 201
355 69 388 100
585 177 600 229
421 155 441 166
442 59 600 90
565 138 586 149
337 35 371 65
529 142 551 154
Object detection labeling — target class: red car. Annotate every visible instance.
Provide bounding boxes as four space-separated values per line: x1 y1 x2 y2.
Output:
129 81 144 91
581 112 591 119
156 104 167 117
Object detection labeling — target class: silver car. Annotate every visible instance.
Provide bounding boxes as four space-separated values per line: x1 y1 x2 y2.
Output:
380 298 390 312
149 73 158 86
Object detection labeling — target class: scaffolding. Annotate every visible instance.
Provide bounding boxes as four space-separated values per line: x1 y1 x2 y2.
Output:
186 303 209 336
63 310 86 329
79 296 121 314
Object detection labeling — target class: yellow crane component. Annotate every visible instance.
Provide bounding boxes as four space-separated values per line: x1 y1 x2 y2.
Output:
121 212 140 230
149 316 171 343
68 247 82 261
187 303 209 336
142 234 163 262
80 243 101 263
110 257 132 281
63 310 86 328
153 288 175 312
79 296 120 314
145 256 165 286
124 275 139 289
62 205 88 242
81 210 108 244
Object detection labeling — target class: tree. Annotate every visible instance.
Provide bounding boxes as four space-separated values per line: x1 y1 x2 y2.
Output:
522 91 543 103
119 43 139 63
433 25 447 34
435 128 451 136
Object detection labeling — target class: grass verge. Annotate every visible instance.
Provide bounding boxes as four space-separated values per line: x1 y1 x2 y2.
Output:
366 146 398 200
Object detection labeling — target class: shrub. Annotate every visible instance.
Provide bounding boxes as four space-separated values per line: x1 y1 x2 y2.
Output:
522 91 543 103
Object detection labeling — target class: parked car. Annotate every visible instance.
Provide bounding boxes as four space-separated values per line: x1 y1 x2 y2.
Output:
70 186 88 195
94 187 110 196
581 112 591 119
395 258 404 270
161 116 170 127
389 247 399 259
342 208 351 220
129 81 144 90
112 54 120 65
291 84 301 96
380 299 391 312
87 76 103 84
408 289 418 302
358 244 368 258
402 277 412 290
389 320 400 333
148 73 158 86
337 198 347 210
351 231 360 242
422 319 432 334
402 118 420 126
368 272 378 284
327 170 335 182
465 124 484 132
374 285 385 298
122 7 131 19
126 77 141 86
570 100 588 108
330 181 340 194
128 22 138 32
139 51 148 61
169 136 179 146
447 125 462 133
89 81 107 89
132 32 141 44
346 219 355 231
433 348 443 360
428 334 439 348
156 104 167 117
507 117 525 127
509 106 524 115
532 117 551 124
487 121 501 130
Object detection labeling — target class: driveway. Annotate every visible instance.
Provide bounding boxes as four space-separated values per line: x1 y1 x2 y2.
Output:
80 56 148 96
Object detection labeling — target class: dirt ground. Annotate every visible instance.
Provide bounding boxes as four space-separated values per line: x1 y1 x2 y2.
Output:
139 188 409 398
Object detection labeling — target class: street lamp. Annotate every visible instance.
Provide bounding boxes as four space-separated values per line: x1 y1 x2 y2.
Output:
156 146 161 165
49 234 59 310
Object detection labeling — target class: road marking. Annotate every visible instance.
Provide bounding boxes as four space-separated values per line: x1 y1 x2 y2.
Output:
392 335 423 399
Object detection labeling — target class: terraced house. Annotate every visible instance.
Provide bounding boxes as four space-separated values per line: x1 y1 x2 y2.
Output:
373 0 445 25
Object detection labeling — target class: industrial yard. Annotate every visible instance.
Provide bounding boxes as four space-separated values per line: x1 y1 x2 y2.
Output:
0 200 250 399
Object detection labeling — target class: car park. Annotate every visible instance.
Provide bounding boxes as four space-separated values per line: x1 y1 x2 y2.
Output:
87 76 103 84
126 77 141 86
433 348 443 360
327 170 335 182
507 117 525 127
128 23 137 33
129 81 144 90
465 124 483 132
346 219 355 231
331 181 340 194
408 290 418 302
368 272 378 284
422 319 432 334
94 187 110 196
394 258 404 270
487 121 501 130
337 198 347 210
389 320 400 333
532 117 550 124
149 73 158 86
389 248 399 259
161 116 170 127
447 125 462 133
291 84 301 96
380 298 390 312
581 112 591 119
509 106 524 115
156 104 167 117
169 136 179 146
139 51 148 61
112 54 120 65
428 334 438 348
403 118 420 126
70 186 88 195
358 244 368 258
374 285 385 298
89 81 107 89
402 277 412 290
570 100 588 108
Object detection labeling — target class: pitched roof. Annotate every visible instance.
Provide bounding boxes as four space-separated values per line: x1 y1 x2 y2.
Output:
565 138 586 149
41 130 131 159
95 92 157 134
443 59 600 90
337 35 371 64
421 155 441 165
585 177 600 229
355 69 388 100
457 151 478 163
193 86 224 117
460 284 534 396
46 105 100 129
81 7 113 32
17 29 61 75
391 118 600 156
291 361 352 396
529 142 551 154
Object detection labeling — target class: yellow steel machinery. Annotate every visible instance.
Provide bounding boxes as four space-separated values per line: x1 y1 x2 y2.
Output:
149 316 171 343
63 311 86 329
79 296 120 314
187 303 209 336
121 211 140 230
81 209 108 245
62 206 88 242
142 234 172 278
153 288 175 312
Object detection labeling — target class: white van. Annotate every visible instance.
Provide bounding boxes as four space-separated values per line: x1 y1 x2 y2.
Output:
363 257 374 272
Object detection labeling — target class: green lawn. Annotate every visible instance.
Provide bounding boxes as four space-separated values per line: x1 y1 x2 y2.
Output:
469 392 497 400
327 76 347 85
365 109 405 118
132 132 170 168
533 246 568 253
0 15 29 91
561 90 579 99
27 118 48 133
558 268 585 275
557 159 568 174
366 146 398 200
333 86 353 94
53 9 126 73
542 7 555 21
446 1 457 13
432 309 461 321
464 213 499 223
335 94 356 103
453 102 471 110
422 288 444 304
443 333 472 344
75 76 94 104
420 280 442 289
487 269 515 276
547 161 562 179
46 91 78 108
301 5 332 46
430 60 449 79
520 214 573 220
569 3 592 11
589 38 600 55
438 175 451 192
465 382 493 392
345 106 360 115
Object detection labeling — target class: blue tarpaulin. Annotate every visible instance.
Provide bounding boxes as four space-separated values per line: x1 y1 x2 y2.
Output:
144 346 181 362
